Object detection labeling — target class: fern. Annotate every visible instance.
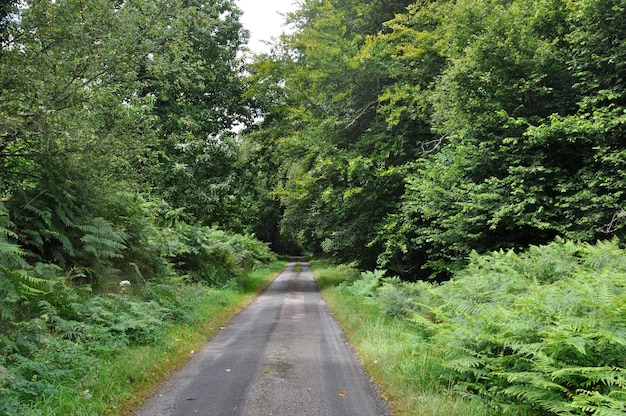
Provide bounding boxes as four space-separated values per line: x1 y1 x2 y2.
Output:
570 389 626 415
580 238 626 271
381 238 626 415
552 366 626 389
343 269 385 298
166 222 275 284
79 217 127 260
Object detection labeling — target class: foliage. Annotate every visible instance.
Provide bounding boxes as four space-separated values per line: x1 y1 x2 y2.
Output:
243 0 626 277
378 0 625 275
2 0 626 412
139 0 251 228
343 239 626 415
0 286 174 414
312 260 500 416
241 0 422 268
0 0 255 272
0 2 277 412
343 269 386 299
434 239 626 415
6 178 130 285
163 221 275 285
0 261 284 415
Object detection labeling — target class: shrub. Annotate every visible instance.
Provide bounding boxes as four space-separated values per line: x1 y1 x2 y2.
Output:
343 269 385 298
346 238 626 415
166 222 275 285
433 239 626 415
0 188 277 414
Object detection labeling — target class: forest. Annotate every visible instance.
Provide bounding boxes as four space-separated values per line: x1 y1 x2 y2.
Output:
0 0 625 414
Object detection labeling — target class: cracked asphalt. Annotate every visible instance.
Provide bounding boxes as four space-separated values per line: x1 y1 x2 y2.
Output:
132 261 390 416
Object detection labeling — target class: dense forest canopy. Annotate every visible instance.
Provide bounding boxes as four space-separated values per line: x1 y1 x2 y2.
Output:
244 0 626 278
2 0 623 283
0 0 254 274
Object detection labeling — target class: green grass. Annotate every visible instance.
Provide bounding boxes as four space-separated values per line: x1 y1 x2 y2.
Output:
20 260 286 416
310 259 498 416
111 260 286 415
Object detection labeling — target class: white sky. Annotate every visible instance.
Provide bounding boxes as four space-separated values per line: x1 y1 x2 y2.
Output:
236 0 299 54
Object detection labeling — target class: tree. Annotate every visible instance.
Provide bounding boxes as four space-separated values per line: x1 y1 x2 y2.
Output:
242 0 420 267
0 0 254 279
243 0 625 277
378 0 626 277
134 0 250 228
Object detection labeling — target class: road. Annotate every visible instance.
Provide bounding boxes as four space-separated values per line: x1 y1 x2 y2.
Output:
132 261 390 416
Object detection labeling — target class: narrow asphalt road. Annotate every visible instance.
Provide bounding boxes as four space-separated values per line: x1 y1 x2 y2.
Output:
132 261 390 416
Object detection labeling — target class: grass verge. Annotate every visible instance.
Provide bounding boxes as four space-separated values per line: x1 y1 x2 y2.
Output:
310 259 497 416
110 260 286 415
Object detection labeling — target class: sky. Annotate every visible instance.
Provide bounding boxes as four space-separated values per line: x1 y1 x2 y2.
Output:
236 0 298 54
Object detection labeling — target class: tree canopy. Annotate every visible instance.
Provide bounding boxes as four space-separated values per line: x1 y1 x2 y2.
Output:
0 0 262 295
243 0 626 278
2 0 623 280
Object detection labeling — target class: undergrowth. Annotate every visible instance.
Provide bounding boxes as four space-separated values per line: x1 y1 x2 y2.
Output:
312 261 498 416
0 260 284 415
316 237 626 415
0 193 279 414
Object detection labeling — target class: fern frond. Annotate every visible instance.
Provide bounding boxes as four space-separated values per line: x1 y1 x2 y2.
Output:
79 217 127 259
501 383 563 403
553 366 626 389
501 371 568 392
570 389 626 415
0 238 26 268
15 269 52 295
447 355 486 371
581 239 626 272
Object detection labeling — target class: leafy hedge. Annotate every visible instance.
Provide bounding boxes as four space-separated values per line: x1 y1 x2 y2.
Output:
343 238 626 415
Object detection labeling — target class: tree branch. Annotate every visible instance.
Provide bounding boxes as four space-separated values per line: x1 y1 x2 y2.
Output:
419 133 447 155
601 209 626 234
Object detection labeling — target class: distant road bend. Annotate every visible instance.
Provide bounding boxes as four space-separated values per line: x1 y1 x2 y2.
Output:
133 260 390 416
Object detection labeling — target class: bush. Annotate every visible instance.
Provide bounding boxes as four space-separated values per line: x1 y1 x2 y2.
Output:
345 238 626 415
165 222 275 285
343 269 385 298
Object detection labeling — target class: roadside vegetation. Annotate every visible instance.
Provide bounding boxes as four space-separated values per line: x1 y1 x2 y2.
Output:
0 1 280 413
313 260 499 416
1 251 284 415
314 238 626 415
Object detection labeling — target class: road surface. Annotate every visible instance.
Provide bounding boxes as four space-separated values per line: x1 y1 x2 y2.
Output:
132 261 390 416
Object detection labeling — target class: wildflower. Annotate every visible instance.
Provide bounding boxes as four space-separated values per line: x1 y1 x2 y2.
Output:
119 280 131 294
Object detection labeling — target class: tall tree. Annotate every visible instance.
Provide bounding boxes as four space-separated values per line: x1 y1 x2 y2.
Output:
378 0 626 276
244 0 625 277
0 0 253 276
243 0 418 267
136 0 250 228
